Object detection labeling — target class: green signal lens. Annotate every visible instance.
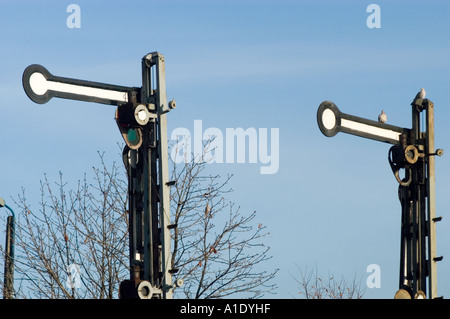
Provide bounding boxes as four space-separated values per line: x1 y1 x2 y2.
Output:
127 128 141 146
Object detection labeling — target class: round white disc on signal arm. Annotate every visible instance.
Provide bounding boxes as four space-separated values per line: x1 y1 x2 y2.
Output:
29 72 48 95
322 108 336 130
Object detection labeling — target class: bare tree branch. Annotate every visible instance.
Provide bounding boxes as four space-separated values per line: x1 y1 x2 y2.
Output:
170 139 278 299
1 146 278 299
291 264 366 299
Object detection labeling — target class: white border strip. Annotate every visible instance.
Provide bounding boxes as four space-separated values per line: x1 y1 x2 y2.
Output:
341 118 401 142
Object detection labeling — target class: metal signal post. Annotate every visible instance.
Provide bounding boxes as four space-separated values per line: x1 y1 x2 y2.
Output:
317 95 443 299
23 52 178 299
117 53 177 299
395 97 442 299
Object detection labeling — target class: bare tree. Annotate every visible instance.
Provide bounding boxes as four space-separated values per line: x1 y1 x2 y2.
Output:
292 265 366 299
4 153 129 299
1 147 278 298
170 143 278 298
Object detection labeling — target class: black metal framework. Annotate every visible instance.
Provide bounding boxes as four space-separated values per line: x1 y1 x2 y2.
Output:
118 52 175 299
395 98 442 299
317 96 442 299
22 52 175 299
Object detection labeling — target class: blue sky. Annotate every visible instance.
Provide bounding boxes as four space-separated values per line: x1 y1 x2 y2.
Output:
1 0 450 299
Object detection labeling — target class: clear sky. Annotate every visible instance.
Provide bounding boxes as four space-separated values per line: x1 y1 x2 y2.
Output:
1 0 450 299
